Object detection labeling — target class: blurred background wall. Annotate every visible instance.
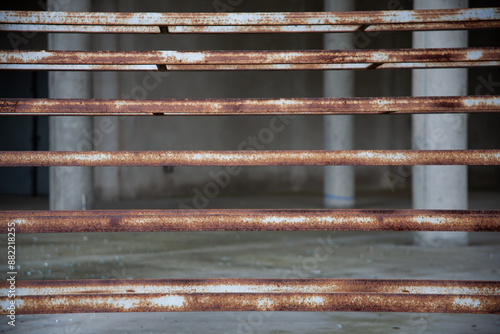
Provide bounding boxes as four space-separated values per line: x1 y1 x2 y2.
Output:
0 0 498 201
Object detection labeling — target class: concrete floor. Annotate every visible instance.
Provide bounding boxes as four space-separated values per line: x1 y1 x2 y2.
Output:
1 191 499 333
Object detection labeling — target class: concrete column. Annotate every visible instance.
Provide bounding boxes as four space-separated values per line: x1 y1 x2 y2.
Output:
48 0 93 210
323 0 355 208
412 0 468 246
93 0 120 202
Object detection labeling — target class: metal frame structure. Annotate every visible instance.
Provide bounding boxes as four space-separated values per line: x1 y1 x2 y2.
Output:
1 7 500 316
1 8 499 33
1 96 499 115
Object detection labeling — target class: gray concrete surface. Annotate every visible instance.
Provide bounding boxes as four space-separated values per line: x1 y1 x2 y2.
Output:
323 0 355 209
48 0 94 210
412 0 469 246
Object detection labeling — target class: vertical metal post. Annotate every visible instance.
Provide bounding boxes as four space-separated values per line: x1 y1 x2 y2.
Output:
412 0 469 246
48 0 93 210
323 0 355 208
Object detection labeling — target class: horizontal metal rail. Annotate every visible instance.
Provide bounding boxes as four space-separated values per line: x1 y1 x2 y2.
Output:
0 96 498 116
0 48 498 71
1 279 498 314
1 209 499 233
0 23 160 34
2 9 498 33
3 278 498 296
1 150 499 167
3 20 500 34
4 48 495 64
2 8 498 25
3 61 497 71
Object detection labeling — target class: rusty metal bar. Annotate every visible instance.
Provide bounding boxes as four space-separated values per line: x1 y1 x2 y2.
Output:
2 62 499 71
3 21 500 34
1 279 498 314
1 96 498 116
168 21 500 33
5 62 498 71
0 8 498 26
1 150 499 167
0 23 160 33
1 48 497 71
1 48 497 64
1 209 499 233
3 278 498 295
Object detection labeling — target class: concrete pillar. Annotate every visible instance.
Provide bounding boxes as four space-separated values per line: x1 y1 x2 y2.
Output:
48 0 94 210
412 0 468 246
93 0 120 202
323 0 355 208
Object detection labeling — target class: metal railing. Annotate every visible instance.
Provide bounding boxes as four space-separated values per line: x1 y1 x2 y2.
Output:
1 8 499 33
0 7 499 316
2 279 499 314
1 48 499 71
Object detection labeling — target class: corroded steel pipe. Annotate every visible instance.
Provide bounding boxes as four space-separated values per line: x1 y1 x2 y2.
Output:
1 96 498 116
0 24 160 33
1 48 497 71
2 279 498 296
1 209 499 233
1 48 497 65
4 293 500 314
168 21 500 33
1 150 499 167
3 21 500 34
3 61 497 71
0 8 498 26
1 279 498 314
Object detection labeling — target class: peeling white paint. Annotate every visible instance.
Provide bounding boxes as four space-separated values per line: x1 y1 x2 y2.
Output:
452 297 481 309
410 216 446 225
467 50 483 61
151 295 186 309
262 216 307 224
302 295 325 305
11 219 25 225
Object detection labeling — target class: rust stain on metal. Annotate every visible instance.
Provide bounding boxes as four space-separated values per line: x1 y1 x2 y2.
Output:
0 48 497 71
0 150 499 167
0 23 161 33
3 21 500 34
0 64 158 71
1 209 499 233
3 278 498 296
0 8 498 26
2 62 499 71
0 279 498 314
0 96 498 116
168 21 500 33
1 48 498 65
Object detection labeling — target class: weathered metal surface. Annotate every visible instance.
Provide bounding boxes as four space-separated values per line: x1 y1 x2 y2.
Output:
0 64 158 71
1 48 497 71
1 209 499 233
1 150 499 167
169 21 500 33
2 62 499 71
1 96 498 116
0 23 160 33
3 21 500 34
1 279 499 314
3 279 498 296
1 48 497 64
0 8 498 26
